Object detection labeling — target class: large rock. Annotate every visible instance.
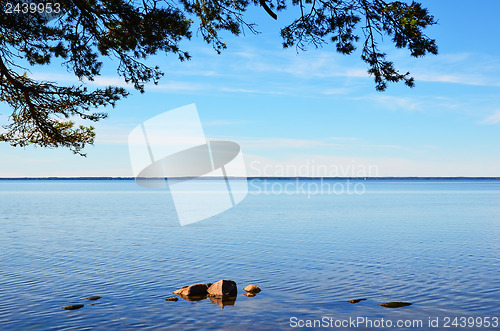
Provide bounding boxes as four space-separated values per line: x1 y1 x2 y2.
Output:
244 284 261 293
207 280 237 297
173 284 208 297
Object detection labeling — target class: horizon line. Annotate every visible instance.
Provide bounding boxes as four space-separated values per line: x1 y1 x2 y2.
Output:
1 176 500 180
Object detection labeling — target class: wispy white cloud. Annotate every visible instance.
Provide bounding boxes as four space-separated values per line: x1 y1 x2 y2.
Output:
351 94 422 111
220 87 284 95
31 72 77 82
149 81 205 91
224 48 495 92
243 153 381 177
326 136 359 141
480 110 500 125
359 144 402 149
95 129 401 152
203 120 253 126
243 153 500 177
89 76 131 87
169 69 218 77
27 49 500 98
407 52 500 87
89 77 205 91
322 88 352 95
376 95 421 111
232 51 257 59
235 137 334 149
225 136 401 151
211 49 500 89
241 50 368 80
414 72 500 87
31 72 205 91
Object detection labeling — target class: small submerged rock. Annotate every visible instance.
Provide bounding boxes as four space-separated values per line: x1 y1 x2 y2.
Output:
380 302 412 308
85 296 101 301
243 292 256 297
164 296 179 302
62 304 84 310
243 284 261 293
347 298 367 304
207 280 237 297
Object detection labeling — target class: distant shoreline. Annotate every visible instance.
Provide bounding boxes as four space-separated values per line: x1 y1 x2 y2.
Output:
1 177 500 180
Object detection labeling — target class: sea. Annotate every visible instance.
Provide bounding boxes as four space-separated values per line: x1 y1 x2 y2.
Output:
0 178 499 330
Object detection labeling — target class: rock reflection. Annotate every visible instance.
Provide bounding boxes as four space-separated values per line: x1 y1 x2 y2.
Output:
208 296 237 309
175 293 237 309
175 293 208 302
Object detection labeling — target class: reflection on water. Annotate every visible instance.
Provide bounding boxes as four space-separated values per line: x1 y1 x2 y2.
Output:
0 179 499 330
208 295 237 309
174 292 237 308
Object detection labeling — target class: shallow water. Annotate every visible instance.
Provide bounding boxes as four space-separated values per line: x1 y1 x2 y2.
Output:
0 179 499 330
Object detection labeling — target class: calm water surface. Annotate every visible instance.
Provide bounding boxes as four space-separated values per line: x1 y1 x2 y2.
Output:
0 179 499 330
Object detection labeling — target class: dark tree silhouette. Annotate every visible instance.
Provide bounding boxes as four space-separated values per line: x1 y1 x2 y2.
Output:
0 0 437 155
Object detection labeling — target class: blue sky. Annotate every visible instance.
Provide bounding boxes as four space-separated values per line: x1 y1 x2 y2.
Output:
1 0 500 177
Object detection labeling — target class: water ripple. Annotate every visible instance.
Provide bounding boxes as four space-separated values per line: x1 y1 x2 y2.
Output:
0 180 499 329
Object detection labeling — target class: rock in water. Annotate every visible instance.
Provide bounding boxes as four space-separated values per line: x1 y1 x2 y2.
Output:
173 284 208 297
380 302 412 308
62 304 84 310
244 292 256 297
347 298 366 304
243 284 261 293
85 296 101 301
164 296 179 302
207 280 237 297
